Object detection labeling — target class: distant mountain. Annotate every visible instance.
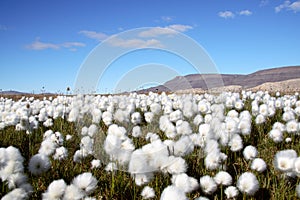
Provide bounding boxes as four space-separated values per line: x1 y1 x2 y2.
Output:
140 66 300 93
0 90 29 95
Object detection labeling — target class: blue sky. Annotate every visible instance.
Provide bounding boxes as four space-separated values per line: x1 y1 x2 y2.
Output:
0 0 300 93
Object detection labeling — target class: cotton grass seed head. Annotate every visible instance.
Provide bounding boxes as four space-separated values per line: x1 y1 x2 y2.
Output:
274 149 297 173
268 129 283 143
251 158 267 173
237 172 259 196
293 157 300 177
160 185 187 200
63 184 85 200
171 173 199 193
42 179 67 200
72 172 98 196
28 154 51 176
141 186 155 199
214 171 232 186
1 188 28 200
199 175 217 195
224 186 239 199
229 134 243 152
243 145 258 161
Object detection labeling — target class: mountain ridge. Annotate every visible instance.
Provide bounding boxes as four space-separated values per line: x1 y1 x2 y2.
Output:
141 65 300 93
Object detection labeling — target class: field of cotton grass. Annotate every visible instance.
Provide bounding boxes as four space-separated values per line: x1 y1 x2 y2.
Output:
1 90 300 199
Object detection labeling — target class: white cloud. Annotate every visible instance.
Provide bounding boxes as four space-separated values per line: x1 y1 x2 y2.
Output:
26 38 85 51
107 36 163 48
26 39 59 50
218 11 235 19
168 24 193 32
79 25 192 48
260 0 269 7
79 30 109 41
161 16 173 22
290 1 300 12
61 42 86 48
239 10 253 16
275 0 300 13
138 24 192 37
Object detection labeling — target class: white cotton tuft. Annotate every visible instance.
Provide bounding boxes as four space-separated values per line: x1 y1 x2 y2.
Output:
81 126 89 136
214 171 232 186
63 184 85 200
42 179 67 200
38 139 57 156
53 147 68 161
204 151 222 170
255 114 265 125
171 173 199 193
229 134 243 152
160 185 187 200
268 129 283 143
274 149 297 172
150 103 161 114
132 126 142 138
1 188 28 200
129 149 153 175
141 186 155 199
293 157 300 177
166 156 187 175
237 172 259 196
286 120 299 134
72 172 98 196
243 145 258 161
88 124 98 137
199 123 210 140
131 112 141 125
199 175 217 195
224 186 239 199
28 154 51 175
176 120 192 135
251 158 267 173
144 112 154 123
169 110 183 122
91 159 101 169
193 114 203 126
134 173 154 186
173 136 194 157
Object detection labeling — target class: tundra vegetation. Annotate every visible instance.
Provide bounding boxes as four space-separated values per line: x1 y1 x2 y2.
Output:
1 90 300 199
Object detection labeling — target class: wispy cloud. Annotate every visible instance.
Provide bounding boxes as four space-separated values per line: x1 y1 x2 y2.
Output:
219 10 253 19
239 10 253 16
275 0 300 13
0 25 8 31
107 36 163 48
168 24 192 32
161 16 173 22
218 11 235 19
260 0 269 7
79 24 192 48
26 38 85 51
139 24 193 37
290 1 300 12
78 30 109 41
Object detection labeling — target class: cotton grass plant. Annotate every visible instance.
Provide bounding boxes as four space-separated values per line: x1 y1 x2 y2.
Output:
0 90 300 199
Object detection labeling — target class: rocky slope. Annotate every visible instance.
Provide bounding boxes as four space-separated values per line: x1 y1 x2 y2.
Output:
141 65 300 93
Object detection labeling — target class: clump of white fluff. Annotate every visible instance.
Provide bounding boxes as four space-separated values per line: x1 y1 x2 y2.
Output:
171 173 199 193
237 172 259 195
160 185 187 200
